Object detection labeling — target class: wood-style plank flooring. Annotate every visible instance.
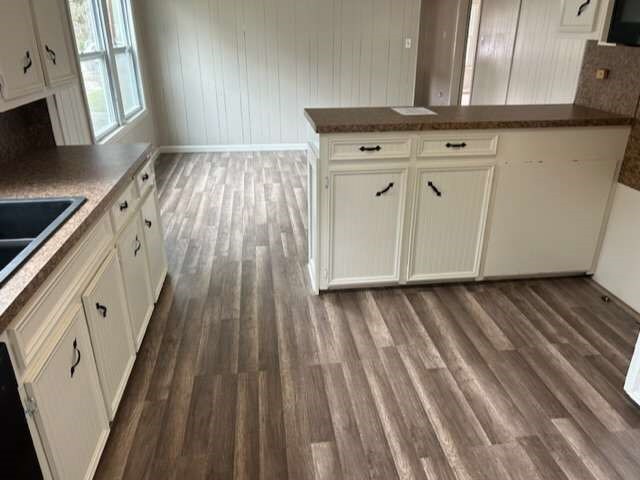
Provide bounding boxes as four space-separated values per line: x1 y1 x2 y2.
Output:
95 151 640 480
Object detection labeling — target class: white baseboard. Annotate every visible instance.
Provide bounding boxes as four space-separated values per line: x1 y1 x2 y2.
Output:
157 144 308 154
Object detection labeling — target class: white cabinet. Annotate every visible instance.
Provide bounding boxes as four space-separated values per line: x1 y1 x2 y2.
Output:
140 191 168 302
82 252 135 419
328 167 407 286
483 158 619 277
407 165 493 281
23 303 109 480
118 216 154 349
31 0 75 85
0 0 45 100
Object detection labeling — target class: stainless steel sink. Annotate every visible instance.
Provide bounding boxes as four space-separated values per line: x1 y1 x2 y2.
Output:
0 197 86 285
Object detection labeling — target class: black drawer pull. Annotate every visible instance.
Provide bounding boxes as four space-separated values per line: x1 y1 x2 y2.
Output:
119 201 129 211
577 0 591 16
96 303 107 318
142 173 150 181
23 51 32 74
360 145 382 152
70 339 81 378
134 236 142 256
145 219 152 228
446 142 467 149
45 45 57 65
428 181 443 197
376 182 395 197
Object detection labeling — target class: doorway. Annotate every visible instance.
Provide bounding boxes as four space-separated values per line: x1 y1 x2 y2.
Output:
461 0 482 105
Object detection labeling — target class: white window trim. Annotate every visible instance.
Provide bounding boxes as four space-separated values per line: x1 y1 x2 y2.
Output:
70 0 145 142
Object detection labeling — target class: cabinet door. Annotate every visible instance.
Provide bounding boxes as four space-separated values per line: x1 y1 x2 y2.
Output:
408 166 493 281
31 0 75 85
82 251 136 419
484 158 618 277
140 191 168 302
118 216 154 349
0 0 45 100
25 304 109 480
329 168 407 286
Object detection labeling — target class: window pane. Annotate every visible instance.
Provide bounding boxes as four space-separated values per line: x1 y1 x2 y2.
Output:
81 59 117 137
107 0 128 47
115 52 141 116
68 0 102 53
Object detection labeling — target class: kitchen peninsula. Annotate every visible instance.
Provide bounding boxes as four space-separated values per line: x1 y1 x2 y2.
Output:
304 104 632 293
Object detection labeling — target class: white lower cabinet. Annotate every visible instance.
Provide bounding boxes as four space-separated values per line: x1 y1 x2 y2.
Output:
23 304 109 480
328 167 407 286
118 215 154 350
407 165 493 281
140 191 168 302
81 252 135 419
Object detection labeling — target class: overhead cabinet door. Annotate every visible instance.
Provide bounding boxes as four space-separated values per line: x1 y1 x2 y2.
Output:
0 0 45 100
408 166 493 281
82 252 136 419
328 168 407 286
24 304 109 480
31 0 75 84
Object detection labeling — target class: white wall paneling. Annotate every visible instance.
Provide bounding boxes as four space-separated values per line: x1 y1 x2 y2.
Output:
137 0 422 146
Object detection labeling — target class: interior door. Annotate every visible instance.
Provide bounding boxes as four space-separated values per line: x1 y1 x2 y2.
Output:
0 0 45 100
82 251 136 419
408 165 492 281
24 304 109 480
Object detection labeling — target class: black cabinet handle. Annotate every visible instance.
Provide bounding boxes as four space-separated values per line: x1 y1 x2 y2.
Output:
96 303 107 318
23 51 32 74
142 173 150 181
119 201 129 211
360 145 382 152
134 236 142 256
45 45 57 65
375 182 395 197
144 219 152 228
577 0 591 16
446 142 467 149
70 339 82 378
427 181 443 197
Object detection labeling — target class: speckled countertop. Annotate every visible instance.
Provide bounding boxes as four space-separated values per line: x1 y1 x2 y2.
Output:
0 143 152 334
304 104 633 134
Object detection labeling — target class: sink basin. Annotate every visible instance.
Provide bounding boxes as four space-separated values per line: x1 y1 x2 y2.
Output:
0 197 86 285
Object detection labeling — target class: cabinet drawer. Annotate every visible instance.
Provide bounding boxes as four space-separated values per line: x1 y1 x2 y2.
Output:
136 159 156 197
110 181 138 233
8 214 113 369
418 134 499 158
329 138 412 161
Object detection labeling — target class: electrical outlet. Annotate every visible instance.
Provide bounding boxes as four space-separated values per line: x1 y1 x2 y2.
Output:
405 38 412 49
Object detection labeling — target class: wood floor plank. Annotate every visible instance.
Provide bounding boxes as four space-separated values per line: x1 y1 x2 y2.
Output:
95 153 640 480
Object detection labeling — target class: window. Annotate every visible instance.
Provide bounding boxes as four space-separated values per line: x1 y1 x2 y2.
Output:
68 0 143 140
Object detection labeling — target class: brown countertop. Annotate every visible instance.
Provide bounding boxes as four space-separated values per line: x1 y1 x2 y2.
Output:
0 143 152 334
304 104 633 134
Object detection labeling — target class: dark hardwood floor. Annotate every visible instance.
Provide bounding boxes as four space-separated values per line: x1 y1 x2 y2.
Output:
95 151 640 480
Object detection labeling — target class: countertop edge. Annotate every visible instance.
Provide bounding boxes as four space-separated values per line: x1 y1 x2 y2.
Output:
0 144 153 335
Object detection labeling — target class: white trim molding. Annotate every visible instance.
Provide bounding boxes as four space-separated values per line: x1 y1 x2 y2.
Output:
157 144 308 154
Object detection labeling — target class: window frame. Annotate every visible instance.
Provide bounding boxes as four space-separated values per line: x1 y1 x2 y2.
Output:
71 0 144 141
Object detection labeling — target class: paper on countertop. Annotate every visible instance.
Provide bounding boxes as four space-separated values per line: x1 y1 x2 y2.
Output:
392 107 438 116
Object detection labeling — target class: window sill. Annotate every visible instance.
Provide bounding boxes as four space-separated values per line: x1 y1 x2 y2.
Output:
99 109 149 145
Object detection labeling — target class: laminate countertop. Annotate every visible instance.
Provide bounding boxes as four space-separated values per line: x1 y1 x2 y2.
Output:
0 143 152 335
304 104 633 134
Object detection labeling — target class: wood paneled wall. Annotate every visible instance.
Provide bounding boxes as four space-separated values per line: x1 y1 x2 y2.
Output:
136 0 421 146
471 0 607 106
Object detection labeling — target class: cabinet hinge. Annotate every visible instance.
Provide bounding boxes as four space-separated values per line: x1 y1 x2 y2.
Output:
324 176 329 189
24 397 38 417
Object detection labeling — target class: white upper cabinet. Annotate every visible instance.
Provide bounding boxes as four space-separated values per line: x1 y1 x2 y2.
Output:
0 0 45 100
31 0 75 85
118 214 154 350
140 191 168 302
82 251 136 419
329 167 407 286
408 165 493 281
23 303 109 480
